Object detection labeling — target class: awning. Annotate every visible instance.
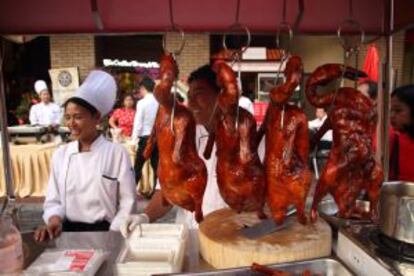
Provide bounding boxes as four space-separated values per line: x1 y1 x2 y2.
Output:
0 0 413 36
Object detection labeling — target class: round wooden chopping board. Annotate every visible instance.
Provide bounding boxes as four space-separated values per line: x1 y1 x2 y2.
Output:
198 208 332 269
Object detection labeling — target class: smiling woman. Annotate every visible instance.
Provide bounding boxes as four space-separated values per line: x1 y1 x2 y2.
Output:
64 98 100 149
389 85 414 181
34 70 137 241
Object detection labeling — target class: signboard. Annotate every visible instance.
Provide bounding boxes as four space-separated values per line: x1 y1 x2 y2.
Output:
49 67 80 106
242 47 267 60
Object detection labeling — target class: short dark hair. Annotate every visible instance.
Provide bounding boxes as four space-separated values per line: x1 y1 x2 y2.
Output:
139 77 155 91
392 85 414 137
360 80 378 100
64 97 98 116
188 64 220 93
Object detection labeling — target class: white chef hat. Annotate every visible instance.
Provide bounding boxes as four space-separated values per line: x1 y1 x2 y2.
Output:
72 70 117 117
34 80 48 94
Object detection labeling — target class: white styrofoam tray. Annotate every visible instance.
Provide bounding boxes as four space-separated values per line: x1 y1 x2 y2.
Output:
114 223 188 276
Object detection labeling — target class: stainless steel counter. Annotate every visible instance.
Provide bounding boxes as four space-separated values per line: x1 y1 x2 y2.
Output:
22 230 354 276
22 230 214 275
22 231 123 275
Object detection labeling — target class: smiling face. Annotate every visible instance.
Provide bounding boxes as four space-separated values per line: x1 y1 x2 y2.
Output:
64 102 99 142
187 78 219 126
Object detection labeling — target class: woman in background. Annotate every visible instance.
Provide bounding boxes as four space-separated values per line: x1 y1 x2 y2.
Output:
109 93 136 138
389 85 414 181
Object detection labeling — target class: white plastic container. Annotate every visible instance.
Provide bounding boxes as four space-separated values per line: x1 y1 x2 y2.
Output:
114 223 188 276
0 216 23 275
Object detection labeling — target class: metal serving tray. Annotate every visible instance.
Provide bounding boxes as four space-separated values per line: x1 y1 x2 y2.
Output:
160 257 354 276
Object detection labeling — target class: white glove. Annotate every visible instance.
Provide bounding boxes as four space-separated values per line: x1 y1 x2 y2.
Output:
120 213 150 238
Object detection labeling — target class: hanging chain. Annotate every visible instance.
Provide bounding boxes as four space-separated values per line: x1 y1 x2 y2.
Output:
168 0 175 27
235 0 241 24
348 0 354 18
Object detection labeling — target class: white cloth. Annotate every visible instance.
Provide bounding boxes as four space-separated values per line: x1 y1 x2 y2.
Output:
29 102 61 126
42 135 137 231
238 96 254 115
131 93 159 140
34 80 48 94
175 125 228 229
308 115 333 142
73 70 116 116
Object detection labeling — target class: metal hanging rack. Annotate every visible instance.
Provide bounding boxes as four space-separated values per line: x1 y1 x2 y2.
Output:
162 0 186 136
221 0 251 130
0 39 18 224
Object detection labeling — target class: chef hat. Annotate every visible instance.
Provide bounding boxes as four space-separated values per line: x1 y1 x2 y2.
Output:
72 70 117 117
34 80 48 94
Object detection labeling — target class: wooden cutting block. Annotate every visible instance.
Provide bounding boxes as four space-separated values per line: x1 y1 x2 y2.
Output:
198 208 332 269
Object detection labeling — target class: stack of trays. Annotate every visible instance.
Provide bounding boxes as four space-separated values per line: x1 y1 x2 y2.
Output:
114 224 188 276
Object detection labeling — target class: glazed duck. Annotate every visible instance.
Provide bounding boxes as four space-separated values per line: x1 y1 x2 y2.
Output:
144 53 207 222
257 55 312 225
203 61 266 219
305 64 383 221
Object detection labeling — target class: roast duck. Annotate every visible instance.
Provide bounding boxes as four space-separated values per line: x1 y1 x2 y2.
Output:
257 55 312 225
203 60 266 218
144 54 207 222
305 64 384 220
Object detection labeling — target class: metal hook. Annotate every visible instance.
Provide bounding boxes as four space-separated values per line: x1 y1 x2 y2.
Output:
337 19 365 53
222 23 251 59
276 21 294 54
162 25 186 57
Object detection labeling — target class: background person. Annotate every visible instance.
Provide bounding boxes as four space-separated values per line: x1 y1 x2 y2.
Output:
131 77 159 196
109 93 136 140
29 80 61 127
389 85 414 181
34 70 136 242
308 108 332 150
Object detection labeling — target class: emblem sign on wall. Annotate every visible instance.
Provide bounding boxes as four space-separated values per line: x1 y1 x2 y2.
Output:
49 67 80 106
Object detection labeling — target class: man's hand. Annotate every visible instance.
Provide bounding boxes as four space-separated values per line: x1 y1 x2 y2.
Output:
34 216 62 242
120 214 150 238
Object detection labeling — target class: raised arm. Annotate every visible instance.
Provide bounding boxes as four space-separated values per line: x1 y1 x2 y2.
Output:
203 131 215 160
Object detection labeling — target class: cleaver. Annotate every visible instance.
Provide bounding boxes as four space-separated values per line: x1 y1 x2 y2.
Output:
239 208 296 239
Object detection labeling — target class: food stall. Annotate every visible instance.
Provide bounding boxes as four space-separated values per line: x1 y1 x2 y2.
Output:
1 0 414 275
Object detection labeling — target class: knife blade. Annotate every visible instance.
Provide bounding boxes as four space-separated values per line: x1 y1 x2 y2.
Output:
239 208 296 239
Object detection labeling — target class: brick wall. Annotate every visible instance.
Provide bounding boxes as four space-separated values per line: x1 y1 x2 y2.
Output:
164 33 210 80
50 35 96 80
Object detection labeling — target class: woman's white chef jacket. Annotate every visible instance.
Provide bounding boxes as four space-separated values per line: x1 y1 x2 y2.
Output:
29 102 62 126
43 135 137 231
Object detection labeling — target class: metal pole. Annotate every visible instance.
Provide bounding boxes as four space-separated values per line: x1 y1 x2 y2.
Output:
382 0 394 181
0 39 16 216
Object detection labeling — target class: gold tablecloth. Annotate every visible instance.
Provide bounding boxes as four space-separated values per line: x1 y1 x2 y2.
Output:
0 143 56 197
0 142 155 197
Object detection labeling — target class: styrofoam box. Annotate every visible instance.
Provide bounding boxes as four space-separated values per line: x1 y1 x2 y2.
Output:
128 224 188 240
114 224 188 276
